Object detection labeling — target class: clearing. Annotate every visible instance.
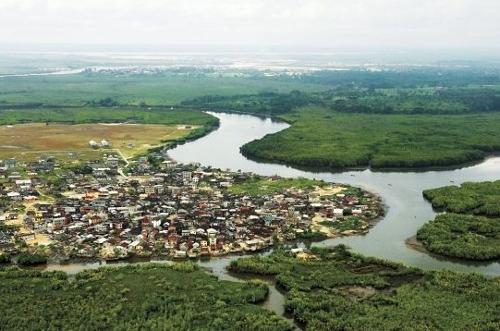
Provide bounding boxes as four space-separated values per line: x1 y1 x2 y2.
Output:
0 123 194 162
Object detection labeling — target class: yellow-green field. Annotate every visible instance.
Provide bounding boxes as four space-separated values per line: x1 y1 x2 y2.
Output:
0 123 193 162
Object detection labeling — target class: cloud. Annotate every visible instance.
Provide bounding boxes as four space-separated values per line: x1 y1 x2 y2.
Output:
0 0 498 50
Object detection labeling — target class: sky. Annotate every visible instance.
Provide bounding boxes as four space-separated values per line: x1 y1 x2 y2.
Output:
0 0 499 52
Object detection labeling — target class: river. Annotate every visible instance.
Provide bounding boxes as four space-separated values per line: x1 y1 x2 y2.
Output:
169 111 500 276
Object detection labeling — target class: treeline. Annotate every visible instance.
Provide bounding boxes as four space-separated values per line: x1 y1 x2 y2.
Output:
16 252 48 266
417 213 500 260
0 107 218 127
182 90 316 115
286 68 500 89
0 263 291 330
229 246 500 330
240 108 500 170
327 87 500 115
86 97 120 107
184 85 500 117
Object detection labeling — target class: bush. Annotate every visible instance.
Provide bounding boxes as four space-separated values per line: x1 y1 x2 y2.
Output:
16 253 48 266
0 254 10 264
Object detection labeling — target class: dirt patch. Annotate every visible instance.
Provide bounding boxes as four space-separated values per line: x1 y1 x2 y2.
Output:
313 185 345 197
339 286 378 300
0 123 192 161
405 235 429 254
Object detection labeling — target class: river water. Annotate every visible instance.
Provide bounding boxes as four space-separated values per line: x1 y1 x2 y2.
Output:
169 112 500 276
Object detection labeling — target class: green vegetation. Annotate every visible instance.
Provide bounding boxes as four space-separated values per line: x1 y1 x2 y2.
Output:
417 213 500 260
184 90 315 115
0 263 291 330
0 107 217 127
418 181 500 260
322 87 500 115
185 86 500 115
320 216 366 232
241 106 500 169
296 231 328 242
0 73 326 106
185 85 500 169
423 180 500 216
16 252 48 266
0 253 10 264
228 177 323 196
3 66 500 170
0 224 17 233
229 246 500 330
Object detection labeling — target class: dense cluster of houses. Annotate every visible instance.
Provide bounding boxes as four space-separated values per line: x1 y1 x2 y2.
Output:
0 153 382 261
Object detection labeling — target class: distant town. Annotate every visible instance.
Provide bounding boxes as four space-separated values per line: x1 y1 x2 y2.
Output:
0 140 382 263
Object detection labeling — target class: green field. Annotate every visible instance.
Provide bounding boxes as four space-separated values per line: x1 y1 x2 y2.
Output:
228 177 324 196
229 246 500 330
0 263 290 331
184 86 500 115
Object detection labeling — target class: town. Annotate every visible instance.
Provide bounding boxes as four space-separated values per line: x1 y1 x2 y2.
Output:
0 145 382 263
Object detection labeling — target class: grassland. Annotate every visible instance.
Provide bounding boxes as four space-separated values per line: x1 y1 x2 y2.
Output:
0 123 193 161
0 263 291 331
0 107 218 162
228 177 324 196
241 106 500 169
229 246 500 330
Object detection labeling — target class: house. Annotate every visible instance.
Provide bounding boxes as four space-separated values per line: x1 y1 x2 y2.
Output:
4 159 17 169
7 192 21 201
333 208 344 217
89 140 99 149
105 157 120 168
100 139 111 148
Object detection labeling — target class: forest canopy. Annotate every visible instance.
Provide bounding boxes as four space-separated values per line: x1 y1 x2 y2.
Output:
0 263 291 331
229 246 500 331
418 181 500 260
423 180 500 216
